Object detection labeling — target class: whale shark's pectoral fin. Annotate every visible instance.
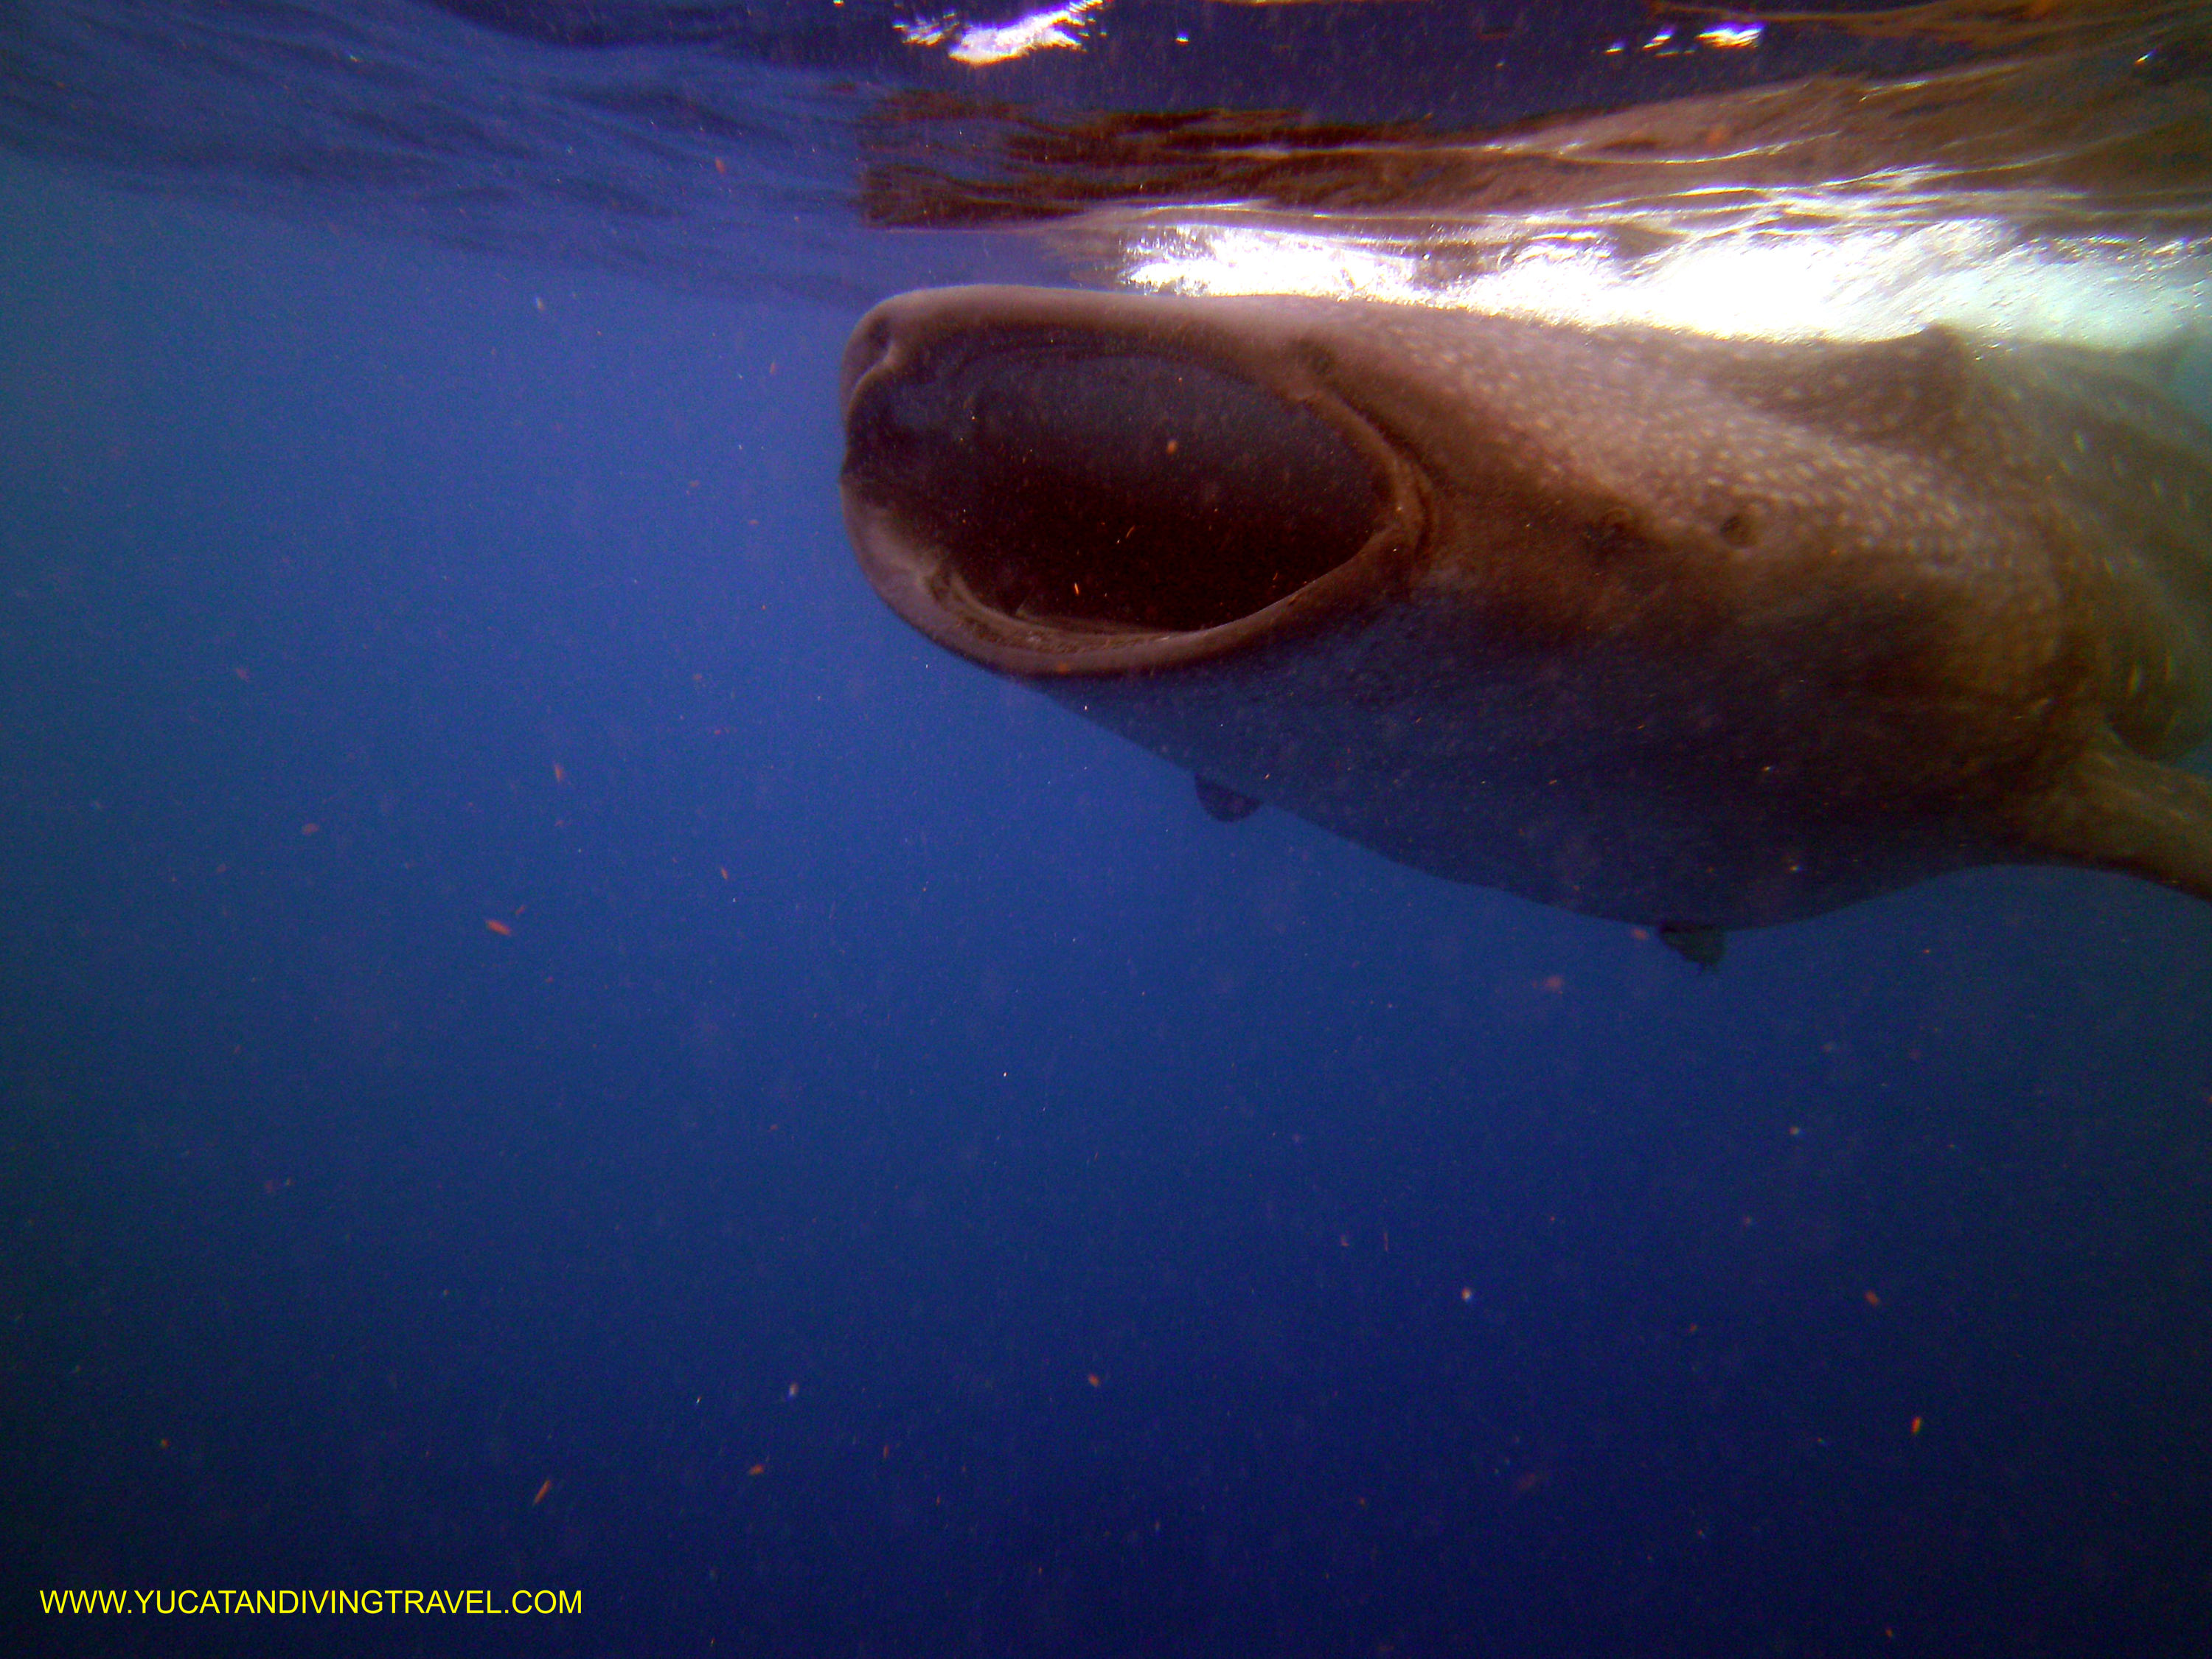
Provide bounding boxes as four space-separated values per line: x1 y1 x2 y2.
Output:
1658 922 1727 970
2007 737 2212 905
1194 776 1264 823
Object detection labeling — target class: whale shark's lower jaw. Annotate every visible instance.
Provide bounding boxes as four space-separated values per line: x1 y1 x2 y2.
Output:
838 286 1419 678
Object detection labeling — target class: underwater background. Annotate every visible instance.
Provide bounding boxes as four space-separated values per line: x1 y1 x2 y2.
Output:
4 3 2211 1655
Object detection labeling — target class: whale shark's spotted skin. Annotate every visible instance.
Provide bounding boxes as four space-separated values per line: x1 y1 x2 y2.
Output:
841 285 2212 933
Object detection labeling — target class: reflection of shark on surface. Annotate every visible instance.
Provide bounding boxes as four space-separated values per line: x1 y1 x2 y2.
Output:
840 286 2212 956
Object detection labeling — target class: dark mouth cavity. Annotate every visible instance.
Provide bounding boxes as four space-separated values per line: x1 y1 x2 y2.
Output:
844 328 1379 634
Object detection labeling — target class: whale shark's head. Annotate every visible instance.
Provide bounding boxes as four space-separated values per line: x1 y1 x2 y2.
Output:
839 283 2054 698
838 283 1837 688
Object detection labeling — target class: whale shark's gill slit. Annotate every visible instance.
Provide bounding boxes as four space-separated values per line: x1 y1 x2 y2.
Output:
848 330 1379 635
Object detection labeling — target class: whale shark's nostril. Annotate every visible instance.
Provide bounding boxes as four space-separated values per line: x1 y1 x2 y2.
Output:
839 308 901 405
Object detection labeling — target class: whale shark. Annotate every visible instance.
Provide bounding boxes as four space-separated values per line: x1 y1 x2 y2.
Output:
840 283 2212 943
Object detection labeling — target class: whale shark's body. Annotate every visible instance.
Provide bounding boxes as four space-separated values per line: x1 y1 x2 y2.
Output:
840 284 2212 936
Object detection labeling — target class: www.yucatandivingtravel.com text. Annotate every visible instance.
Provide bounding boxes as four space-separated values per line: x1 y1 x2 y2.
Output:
41 1588 580 1616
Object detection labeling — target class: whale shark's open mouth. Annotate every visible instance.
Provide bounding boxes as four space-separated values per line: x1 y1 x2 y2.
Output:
839 290 1411 673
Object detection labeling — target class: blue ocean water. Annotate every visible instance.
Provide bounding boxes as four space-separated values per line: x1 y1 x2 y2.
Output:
4 4 2211 1657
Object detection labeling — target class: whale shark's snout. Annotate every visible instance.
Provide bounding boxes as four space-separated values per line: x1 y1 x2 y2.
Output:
840 286 1421 674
